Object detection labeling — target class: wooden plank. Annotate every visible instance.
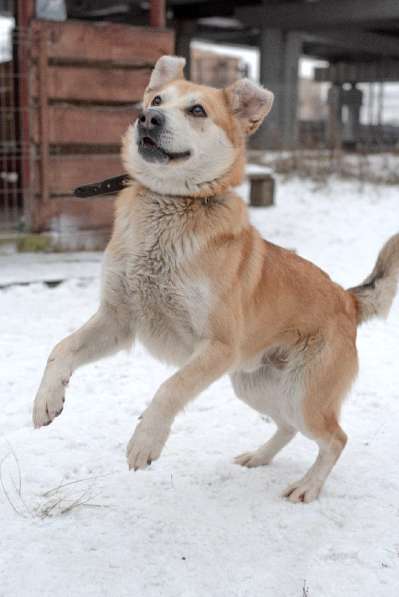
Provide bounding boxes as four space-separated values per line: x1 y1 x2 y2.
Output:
34 195 115 232
31 105 137 145
31 64 150 103
31 20 174 66
237 1 399 30
34 155 125 196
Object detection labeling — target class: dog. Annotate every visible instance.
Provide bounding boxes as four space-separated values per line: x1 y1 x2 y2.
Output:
32 55 399 502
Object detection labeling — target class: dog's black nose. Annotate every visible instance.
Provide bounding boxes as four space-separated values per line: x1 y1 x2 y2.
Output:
138 108 165 133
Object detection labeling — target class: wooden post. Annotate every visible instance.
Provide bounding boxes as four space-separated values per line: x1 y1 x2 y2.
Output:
175 20 194 79
150 0 166 28
249 171 276 207
38 28 49 207
15 0 35 228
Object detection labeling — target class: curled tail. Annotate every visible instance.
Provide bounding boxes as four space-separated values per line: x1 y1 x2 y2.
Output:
349 233 399 325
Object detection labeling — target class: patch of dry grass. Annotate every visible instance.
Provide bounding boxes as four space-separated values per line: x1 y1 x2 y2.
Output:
248 149 399 188
0 445 110 519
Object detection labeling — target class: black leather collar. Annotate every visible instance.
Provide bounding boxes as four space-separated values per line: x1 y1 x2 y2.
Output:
73 174 131 198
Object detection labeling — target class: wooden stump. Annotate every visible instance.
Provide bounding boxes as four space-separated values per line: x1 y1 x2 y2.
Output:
248 170 276 207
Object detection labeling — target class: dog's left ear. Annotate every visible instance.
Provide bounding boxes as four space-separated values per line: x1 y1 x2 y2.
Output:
147 55 186 91
225 79 274 135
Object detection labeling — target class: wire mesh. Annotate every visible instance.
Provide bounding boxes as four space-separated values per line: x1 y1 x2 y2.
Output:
0 11 32 232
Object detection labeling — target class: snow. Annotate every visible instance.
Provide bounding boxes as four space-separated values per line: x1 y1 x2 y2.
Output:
0 252 101 287
1 176 399 597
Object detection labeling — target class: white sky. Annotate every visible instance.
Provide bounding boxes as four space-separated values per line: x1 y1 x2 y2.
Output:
0 16 13 61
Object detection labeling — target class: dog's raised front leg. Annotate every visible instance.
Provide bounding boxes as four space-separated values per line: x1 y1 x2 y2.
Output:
33 305 133 428
126 340 236 470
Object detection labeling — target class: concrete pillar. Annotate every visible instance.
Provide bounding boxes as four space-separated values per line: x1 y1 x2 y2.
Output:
282 32 302 148
252 28 284 150
253 29 302 150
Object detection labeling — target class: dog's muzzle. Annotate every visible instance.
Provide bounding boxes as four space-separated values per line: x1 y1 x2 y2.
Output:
137 108 190 163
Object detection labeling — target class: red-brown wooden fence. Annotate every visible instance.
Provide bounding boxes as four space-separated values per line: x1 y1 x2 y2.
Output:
26 19 173 234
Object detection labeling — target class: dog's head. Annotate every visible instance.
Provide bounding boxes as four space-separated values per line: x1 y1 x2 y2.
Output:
122 55 273 196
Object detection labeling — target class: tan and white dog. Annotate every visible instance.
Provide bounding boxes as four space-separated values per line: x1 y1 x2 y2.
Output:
32 56 399 502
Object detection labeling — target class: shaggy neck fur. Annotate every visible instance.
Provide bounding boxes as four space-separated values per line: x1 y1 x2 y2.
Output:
115 179 249 256
122 142 246 200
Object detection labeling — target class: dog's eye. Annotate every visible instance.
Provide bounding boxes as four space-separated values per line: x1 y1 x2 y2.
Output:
189 104 207 118
151 95 162 106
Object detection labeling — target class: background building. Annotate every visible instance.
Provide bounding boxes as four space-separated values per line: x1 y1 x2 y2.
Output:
1 0 399 242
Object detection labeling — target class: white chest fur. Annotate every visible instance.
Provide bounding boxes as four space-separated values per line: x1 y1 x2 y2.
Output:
104 192 212 366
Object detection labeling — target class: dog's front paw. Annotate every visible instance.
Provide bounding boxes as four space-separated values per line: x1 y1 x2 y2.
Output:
126 415 171 471
32 382 66 428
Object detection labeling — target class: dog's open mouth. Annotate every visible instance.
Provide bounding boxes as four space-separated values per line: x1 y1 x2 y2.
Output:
139 136 191 163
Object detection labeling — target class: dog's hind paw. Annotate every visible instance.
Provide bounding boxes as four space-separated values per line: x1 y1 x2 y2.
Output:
234 450 272 468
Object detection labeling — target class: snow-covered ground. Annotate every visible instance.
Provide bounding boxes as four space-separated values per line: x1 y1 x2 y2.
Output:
1 176 399 597
0 252 102 287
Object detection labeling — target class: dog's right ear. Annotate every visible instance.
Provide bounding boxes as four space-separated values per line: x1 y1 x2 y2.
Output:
225 79 274 136
147 55 186 91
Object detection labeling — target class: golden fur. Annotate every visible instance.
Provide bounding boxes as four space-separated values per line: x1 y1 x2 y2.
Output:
33 56 399 503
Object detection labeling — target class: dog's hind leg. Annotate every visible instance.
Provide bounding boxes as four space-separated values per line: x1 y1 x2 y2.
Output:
282 332 358 503
33 305 133 428
230 366 297 468
282 423 347 503
235 423 297 468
